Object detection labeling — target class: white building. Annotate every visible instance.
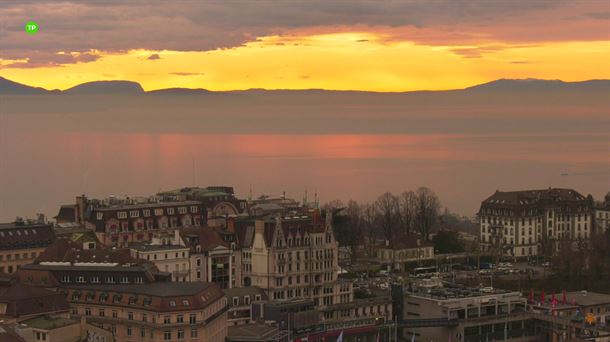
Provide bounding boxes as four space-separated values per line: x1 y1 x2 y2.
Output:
478 188 594 257
130 230 191 281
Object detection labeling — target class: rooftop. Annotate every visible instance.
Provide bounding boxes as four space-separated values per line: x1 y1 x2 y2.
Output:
409 285 519 301
63 282 215 297
22 316 78 330
228 323 279 341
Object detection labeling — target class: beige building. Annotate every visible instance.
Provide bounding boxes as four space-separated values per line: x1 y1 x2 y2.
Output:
0 220 55 274
181 226 239 289
231 211 392 322
130 230 190 282
479 188 593 257
376 236 435 272
65 282 227 342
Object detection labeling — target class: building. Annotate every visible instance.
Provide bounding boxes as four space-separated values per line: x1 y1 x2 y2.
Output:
479 188 594 257
402 286 532 342
181 226 239 288
224 287 267 326
594 192 610 235
231 211 392 323
0 273 71 324
64 282 228 342
55 195 205 247
376 235 435 272
531 291 610 327
0 219 55 274
17 238 170 287
130 230 191 282
158 186 248 219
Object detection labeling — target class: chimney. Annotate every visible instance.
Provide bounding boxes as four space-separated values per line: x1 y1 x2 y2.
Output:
75 195 87 223
174 229 180 245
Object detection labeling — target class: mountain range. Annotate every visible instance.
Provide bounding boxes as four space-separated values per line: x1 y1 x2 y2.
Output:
1 76 608 95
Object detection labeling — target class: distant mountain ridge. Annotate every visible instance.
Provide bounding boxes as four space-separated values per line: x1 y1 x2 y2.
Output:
0 76 608 95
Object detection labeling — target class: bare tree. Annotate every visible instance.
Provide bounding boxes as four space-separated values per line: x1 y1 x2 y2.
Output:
344 200 364 259
374 192 400 243
398 190 417 235
414 187 440 241
362 203 380 257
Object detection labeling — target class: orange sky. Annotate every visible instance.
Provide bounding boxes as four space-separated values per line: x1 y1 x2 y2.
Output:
1 33 609 91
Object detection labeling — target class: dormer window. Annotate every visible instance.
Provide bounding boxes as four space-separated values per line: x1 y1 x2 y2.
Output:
96 212 104 220
169 300 176 307
117 212 127 219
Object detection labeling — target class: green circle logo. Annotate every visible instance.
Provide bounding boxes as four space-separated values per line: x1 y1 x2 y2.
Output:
25 21 39 35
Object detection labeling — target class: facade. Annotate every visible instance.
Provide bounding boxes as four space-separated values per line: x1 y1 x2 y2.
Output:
0 275 71 324
158 186 248 218
64 282 228 342
0 220 55 274
17 238 170 287
376 236 435 272
130 230 191 282
181 226 240 289
224 287 267 326
479 188 594 257
593 192 610 235
231 211 392 323
55 195 205 247
403 287 532 342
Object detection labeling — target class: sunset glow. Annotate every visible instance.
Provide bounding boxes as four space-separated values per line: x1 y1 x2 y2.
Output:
1 32 609 91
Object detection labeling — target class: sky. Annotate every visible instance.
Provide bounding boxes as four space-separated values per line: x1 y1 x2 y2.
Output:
0 1 609 91
0 1 608 220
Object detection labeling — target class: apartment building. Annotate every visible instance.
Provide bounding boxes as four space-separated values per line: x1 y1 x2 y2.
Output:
231 210 392 323
376 235 435 272
224 287 267 326
181 226 239 289
479 188 594 257
64 282 228 342
0 219 55 274
158 186 248 219
17 238 170 287
55 195 205 247
130 230 191 282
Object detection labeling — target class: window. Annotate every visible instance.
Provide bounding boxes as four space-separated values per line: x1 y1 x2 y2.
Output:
169 300 176 307
164 331 171 341
85 308 92 316
112 311 118 319
164 316 171 324
167 208 175 215
244 296 251 305
117 211 127 219
182 299 189 306
177 329 185 339
189 314 196 324
191 328 198 338
99 308 105 317
233 297 239 306
177 315 184 323
128 312 134 320
127 326 133 336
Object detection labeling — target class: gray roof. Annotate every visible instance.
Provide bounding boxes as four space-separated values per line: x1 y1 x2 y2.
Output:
63 282 214 297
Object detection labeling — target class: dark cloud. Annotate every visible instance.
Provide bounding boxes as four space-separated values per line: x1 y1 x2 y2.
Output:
147 53 161 60
0 1 606 67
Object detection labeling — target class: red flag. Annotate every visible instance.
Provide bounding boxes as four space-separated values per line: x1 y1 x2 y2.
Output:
551 293 557 307
541 289 545 303
562 290 567 304
528 289 534 303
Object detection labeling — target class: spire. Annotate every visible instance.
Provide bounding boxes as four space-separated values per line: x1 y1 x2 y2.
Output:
314 189 319 209
303 187 308 206
248 185 252 202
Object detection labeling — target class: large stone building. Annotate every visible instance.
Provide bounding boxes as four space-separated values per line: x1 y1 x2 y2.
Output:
376 235 435 272
17 238 171 287
158 186 248 218
181 226 240 289
478 188 594 257
0 219 55 274
64 282 228 342
230 210 392 323
130 230 191 282
55 195 205 247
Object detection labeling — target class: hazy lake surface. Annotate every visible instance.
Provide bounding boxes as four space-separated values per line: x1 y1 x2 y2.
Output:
0 92 607 221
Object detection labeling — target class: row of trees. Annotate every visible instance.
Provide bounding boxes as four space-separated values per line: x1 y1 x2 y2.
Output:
324 187 442 257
